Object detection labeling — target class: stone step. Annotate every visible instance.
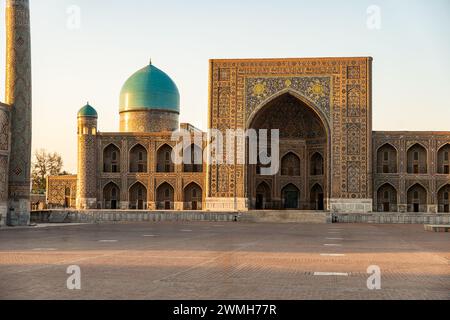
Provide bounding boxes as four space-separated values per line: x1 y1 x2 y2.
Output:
424 225 450 232
239 210 329 224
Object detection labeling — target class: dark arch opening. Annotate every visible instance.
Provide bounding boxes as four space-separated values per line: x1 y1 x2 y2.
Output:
183 182 202 210
104 182 120 210
129 182 147 210
156 182 174 210
103 144 120 173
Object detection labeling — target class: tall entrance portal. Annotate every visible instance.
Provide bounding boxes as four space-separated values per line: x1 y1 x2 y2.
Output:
247 93 328 210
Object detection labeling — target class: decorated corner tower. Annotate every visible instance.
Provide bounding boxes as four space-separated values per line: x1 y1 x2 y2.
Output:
76 104 98 209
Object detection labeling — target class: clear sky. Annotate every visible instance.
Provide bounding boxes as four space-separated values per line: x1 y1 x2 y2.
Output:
1 0 449 173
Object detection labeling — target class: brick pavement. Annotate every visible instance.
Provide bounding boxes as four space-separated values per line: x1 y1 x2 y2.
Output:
0 222 448 300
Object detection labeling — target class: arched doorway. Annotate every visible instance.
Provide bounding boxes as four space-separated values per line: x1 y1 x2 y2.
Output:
103 182 120 209
183 182 202 210
437 184 450 213
282 184 300 209
310 184 324 210
376 183 397 212
156 182 174 210
129 182 147 210
247 92 328 210
255 181 271 210
407 183 427 213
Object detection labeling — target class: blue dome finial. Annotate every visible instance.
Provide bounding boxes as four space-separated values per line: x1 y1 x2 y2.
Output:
78 102 98 118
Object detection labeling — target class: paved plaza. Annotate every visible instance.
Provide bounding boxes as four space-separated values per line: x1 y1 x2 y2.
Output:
0 222 449 300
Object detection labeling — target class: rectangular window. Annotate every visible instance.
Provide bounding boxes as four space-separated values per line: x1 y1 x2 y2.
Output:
414 151 419 161
413 164 419 174
383 151 389 161
445 151 449 161
444 165 450 174
383 165 389 173
112 164 118 173
138 164 144 172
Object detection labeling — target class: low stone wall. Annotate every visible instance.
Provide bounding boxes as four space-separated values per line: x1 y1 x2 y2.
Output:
30 210 450 225
240 211 329 224
31 210 238 224
332 213 450 224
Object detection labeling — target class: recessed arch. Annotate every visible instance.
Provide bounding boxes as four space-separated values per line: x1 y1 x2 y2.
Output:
183 182 202 210
437 184 450 213
246 92 329 210
407 143 428 174
407 183 427 213
310 152 324 176
437 143 450 174
376 183 397 212
129 143 148 173
246 89 330 135
310 183 324 210
128 181 147 210
376 143 398 174
156 144 174 172
103 144 121 173
156 182 174 210
281 152 301 176
103 181 120 210
281 183 300 209
255 181 272 210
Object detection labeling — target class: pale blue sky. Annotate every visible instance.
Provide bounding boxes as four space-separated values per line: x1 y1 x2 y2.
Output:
1 0 449 172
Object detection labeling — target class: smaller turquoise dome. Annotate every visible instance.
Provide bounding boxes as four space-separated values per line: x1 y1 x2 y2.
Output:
119 63 180 113
78 103 98 118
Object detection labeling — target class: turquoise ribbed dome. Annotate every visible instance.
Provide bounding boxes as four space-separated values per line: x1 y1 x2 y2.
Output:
78 103 98 118
119 63 180 113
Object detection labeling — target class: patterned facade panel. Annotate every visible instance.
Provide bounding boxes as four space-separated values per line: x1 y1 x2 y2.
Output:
47 175 77 208
208 58 372 202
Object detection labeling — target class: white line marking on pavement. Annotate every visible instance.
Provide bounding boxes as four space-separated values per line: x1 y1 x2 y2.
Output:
98 240 118 242
142 235 158 237
180 229 192 232
314 272 348 276
326 237 344 240
320 253 346 257
324 244 342 246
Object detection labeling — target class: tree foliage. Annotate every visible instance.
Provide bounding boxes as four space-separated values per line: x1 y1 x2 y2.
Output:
31 149 65 194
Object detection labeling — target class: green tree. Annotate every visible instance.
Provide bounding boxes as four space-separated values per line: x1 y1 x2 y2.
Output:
31 149 65 194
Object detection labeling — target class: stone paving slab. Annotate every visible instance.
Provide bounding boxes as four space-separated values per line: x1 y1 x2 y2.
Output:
0 222 448 300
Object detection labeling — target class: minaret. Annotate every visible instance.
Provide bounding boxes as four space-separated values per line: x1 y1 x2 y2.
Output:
76 103 98 209
5 0 32 226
